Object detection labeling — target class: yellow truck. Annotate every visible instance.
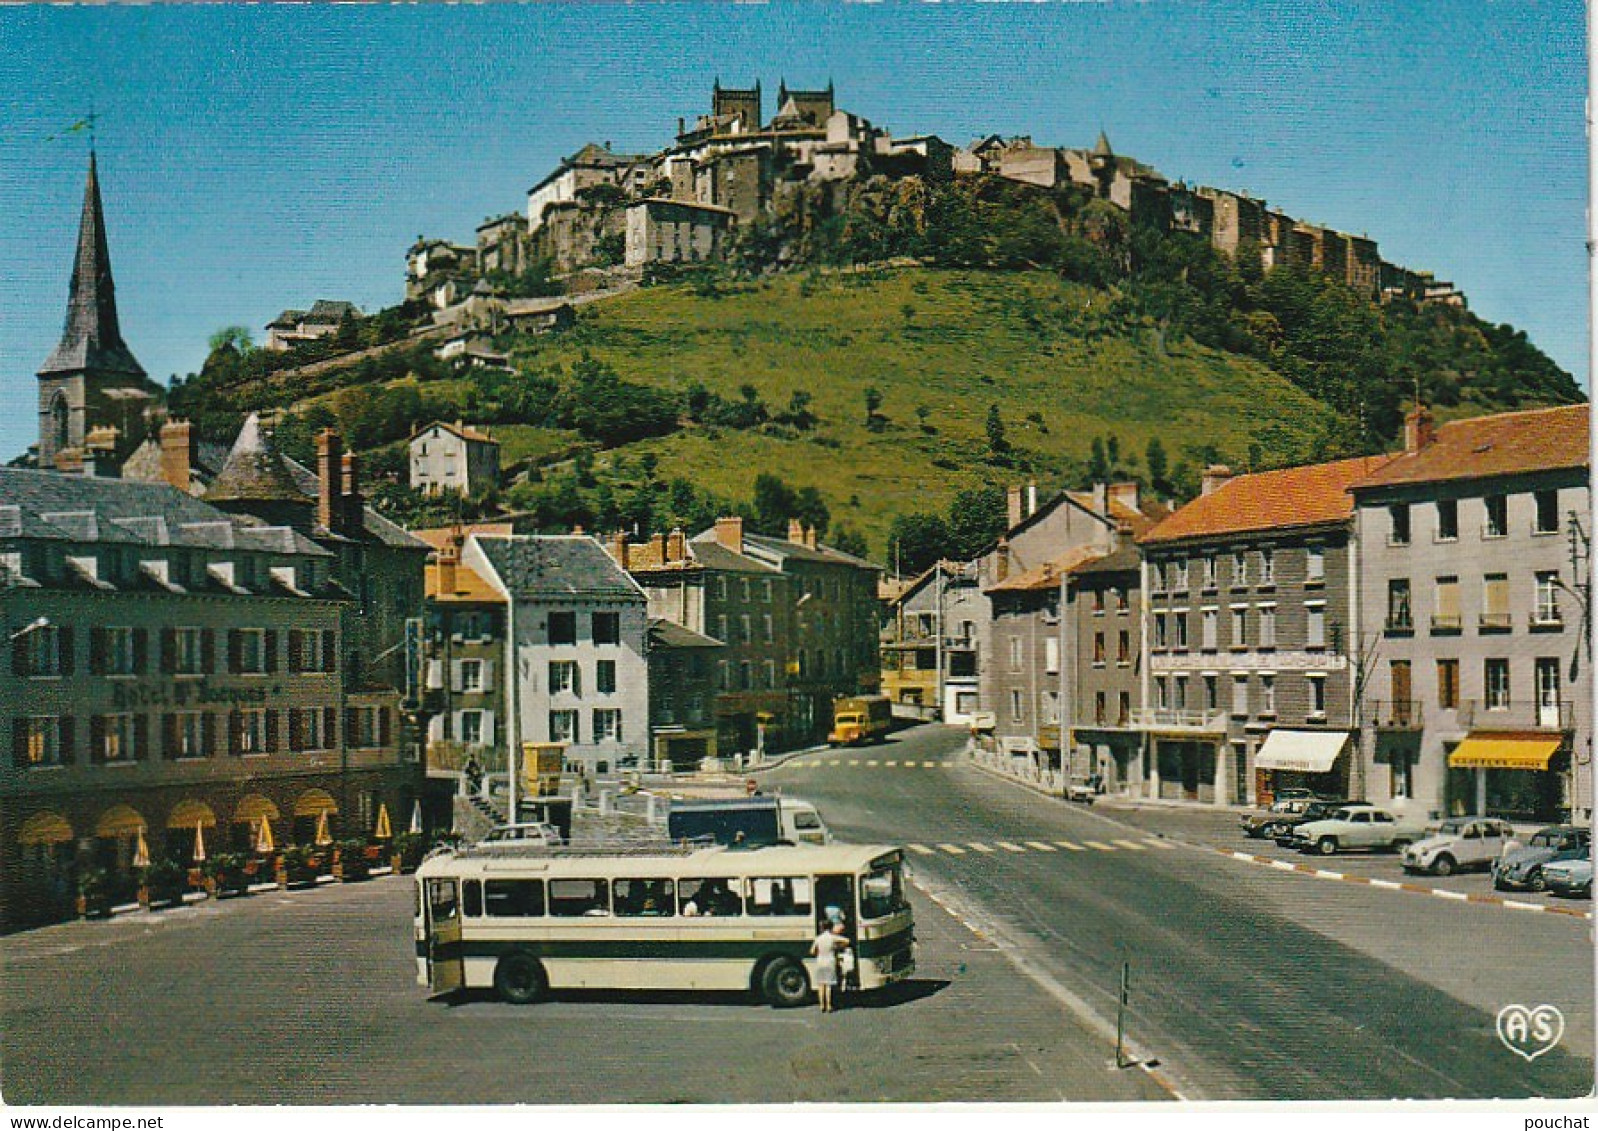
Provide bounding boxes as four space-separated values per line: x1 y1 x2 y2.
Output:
829 695 894 746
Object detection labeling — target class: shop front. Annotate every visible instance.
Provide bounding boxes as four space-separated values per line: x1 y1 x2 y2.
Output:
1445 732 1568 823
1155 738 1219 802
1253 729 1351 804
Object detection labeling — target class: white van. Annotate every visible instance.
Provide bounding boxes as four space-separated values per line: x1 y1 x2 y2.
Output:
667 797 832 846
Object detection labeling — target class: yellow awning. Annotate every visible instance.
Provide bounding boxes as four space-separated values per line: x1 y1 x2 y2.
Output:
293 789 339 817
166 799 218 829
1448 734 1562 771
234 795 282 825
20 812 74 845
95 805 148 838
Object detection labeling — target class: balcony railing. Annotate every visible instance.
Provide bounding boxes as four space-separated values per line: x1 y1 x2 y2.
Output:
1429 614 1462 633
1370 699 1424 730
1478 612 1513 632
1457 699 1575 732
1384 617 1414 634
1130 707 1229 733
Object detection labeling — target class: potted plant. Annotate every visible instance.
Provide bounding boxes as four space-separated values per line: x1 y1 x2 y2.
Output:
142 859 188 910
203 853 252 898
391 831 425 874
336 838 372 882
281 845 323 888
76 868 111 919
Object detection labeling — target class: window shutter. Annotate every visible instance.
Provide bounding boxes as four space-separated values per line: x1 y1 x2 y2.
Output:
162 715 177 760
264 630 279 673
133 629 149 674
287 630 302 673
89 715 105 764
58 626 74 675
483 660 495 686
323 630 337 672
89 628 106 675
451 660 464 692
133 715 149 762
379 708 392 747
58 718 74 765
482 711 495 746
230 710 242 757
323 707 337 747
345 708 358 747
289 709 303 752
265 709 280 753
202 713 217 758
12 634 27 676
201 630 216 675
12 719 27 768
228 630 242 674
160 629 176 674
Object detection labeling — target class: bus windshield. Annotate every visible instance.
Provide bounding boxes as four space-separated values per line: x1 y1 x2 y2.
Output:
859 860 906 920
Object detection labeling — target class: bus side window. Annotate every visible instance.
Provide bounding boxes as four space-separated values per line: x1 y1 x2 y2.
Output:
549 878 609 917
745 876 813 917
427 879 458 921
680 877 741 917
615 878 674 917
463 879 483 918
485 879 545 918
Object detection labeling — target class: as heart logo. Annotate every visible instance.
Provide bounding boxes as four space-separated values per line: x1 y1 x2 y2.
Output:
1496 1004 1564 1061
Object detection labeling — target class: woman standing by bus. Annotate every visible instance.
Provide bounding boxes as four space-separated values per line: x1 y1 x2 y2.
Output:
811 921 848 1013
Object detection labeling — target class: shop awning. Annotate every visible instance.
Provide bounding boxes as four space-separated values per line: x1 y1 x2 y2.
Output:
293 789 339 817
95 805 147 838
166 799 218 829
1255 730 1349 774
20 812 74 845
1447 733 1562 771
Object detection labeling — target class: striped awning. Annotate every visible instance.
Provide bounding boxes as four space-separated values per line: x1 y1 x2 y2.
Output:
94 805 148 838
1447 733 1562 771
293 789 339 817
234 795 282 825
1255 730 1349 774
20 812 74 845
166 800 218 829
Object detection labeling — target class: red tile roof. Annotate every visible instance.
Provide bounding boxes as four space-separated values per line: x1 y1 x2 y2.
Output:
1139 455 1398 545
1352 404 1589 490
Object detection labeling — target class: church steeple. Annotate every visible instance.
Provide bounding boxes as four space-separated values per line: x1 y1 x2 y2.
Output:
39 151 145 380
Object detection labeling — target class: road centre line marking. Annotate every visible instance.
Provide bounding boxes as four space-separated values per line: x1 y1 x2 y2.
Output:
1111 840 1147 851
966 842 995 853
907 844 935 856
1269 860 1298 872
1503 899 1545 911
1053 841 1086 851
937 844 966 855
1083 841 1116 851
1143 838 1179 850
1024 841 1056 852
996 841 1027 852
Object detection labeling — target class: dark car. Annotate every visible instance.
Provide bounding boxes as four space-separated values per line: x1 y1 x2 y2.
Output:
1241 796 1324 839
1271 799 1361 847
1493 826 1592 891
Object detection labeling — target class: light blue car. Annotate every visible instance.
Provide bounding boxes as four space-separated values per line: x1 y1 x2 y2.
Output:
1542 852 1593 898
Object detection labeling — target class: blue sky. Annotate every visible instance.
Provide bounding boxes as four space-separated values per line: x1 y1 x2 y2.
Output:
0 2 1587 461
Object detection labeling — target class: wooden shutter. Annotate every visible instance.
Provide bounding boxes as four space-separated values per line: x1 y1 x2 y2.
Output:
89 715 105 764
89 628 107 675
288 709 303 752
133 715 149 762
229 710 242 757
324 707 338 748
345 708 359 748
201 630 215 675
132 629 149 674
323 630 337 672
12 719 27 768
160 629 176 674
379 708 392 747
265 709 280 753
58 626 74 676
228 630 242 674
264 630 279 673
58 718 74 765
162 714 177 760
202 713 217 758
11 633 26 676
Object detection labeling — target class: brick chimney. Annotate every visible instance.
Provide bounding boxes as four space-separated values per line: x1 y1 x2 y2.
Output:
714 516 743 554
610 530 630 566
160 419 194 491
995 538 1011 582
1091 482 1109 517
788 517 805 545
804 525 817 550
667 527 686 562
316 430 344 530
1201 464 1234 497
1109 481 1140 515
649 531 667 564
437 532 460 595
1404 405 1436 453
1007 485 1024 529
341 451 362 534
1026 479 1038 517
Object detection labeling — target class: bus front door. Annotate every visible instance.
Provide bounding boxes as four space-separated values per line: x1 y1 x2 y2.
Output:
425 878 465 994
815 873 857 974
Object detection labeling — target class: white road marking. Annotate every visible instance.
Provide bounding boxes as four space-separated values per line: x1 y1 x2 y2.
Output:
1433 890 1469 902
1269 860 1298 872
1313 869 1343 880
1369 879 1403 890
847 759 860 766
1024 841 1057 852
884 760 898 767
937 844 966 855
966 842 996 853
907 844 935 856
1503 899 1545 912
1143 838 1179 850
1084 841 1116 851
1111 839 1147 852
1053 840 1086 851
866 759 880 767
922 761 937 768
996 841 1026 853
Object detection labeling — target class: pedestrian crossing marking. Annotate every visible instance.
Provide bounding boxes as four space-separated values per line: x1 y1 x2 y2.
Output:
1024 841 1056 852
996 841 1027 853
1084 841 1116 851
866 759 880 767
1112 839 1148 852
923 761 938 768
966 842 995 853
884 760 898 767
937 844 966 855
1053 840 1087 851
848 759 860 766
1144 838 1179 850
907 844 936 856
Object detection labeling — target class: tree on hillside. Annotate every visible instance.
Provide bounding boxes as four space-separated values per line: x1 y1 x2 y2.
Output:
751 473 799 536
948 486 1009 559
1146 436 1170 495
985 404 1010 463
864 386 884 431
829 525 869 560
795 486 831 538
887 512 953 577
208 326 255 355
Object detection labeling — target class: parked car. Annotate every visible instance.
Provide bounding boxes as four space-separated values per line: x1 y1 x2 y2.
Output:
1271 799 1361 847
1542 851 1593 898
476 823 563 849
1493 826 1593 892
1401 817 1517 876
1241 797 1318 839
1287 804 1425 856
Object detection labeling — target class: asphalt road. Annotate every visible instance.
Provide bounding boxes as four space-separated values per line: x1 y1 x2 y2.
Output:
0 827 1167 1104
763 723 1595 1102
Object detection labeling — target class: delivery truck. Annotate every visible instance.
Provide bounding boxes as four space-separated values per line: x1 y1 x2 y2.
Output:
828 695 893 746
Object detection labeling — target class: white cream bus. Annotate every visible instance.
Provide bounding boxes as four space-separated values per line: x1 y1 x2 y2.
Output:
414 842 914 1007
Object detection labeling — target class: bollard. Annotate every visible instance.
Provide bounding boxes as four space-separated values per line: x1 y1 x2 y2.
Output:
598 790 612 816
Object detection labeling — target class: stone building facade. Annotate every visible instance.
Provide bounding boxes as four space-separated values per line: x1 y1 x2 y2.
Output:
408 421 501 497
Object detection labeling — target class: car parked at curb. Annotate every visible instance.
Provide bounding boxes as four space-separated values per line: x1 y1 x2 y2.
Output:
1270 799 1361 848
1286 804 1425 856
1542 852 1593 898
1493 826 1592 892
1401 817 1516 876
1241 796 1320 839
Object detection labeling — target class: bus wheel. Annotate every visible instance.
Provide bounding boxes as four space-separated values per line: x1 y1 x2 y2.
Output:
761 957 811 1008
494 952 547 1005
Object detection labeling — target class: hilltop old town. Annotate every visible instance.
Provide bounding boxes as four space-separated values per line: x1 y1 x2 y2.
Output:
1 75 1593 1106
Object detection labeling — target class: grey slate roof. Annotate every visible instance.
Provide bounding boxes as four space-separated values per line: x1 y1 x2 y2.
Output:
205 414 308 505
735 531 879 572
278 455 430 551
683 540 780 575
648 618 724 650
475 535 644 602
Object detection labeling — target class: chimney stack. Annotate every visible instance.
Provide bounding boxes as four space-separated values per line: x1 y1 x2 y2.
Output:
341 451 362 534
650 531 667 563
160 419 194 492
1404 404 1435 453
1109 481 1140 515
1200 464 1235 497
610 530 630 566
804 525 817 550
714 516 744 554
667 527 686 562
1026 479 1038 517
1007 485 1024 529
317 429 344 531
1091 482 1108 517
788 517 805 545
437 532 460 595
995 538 1011 582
